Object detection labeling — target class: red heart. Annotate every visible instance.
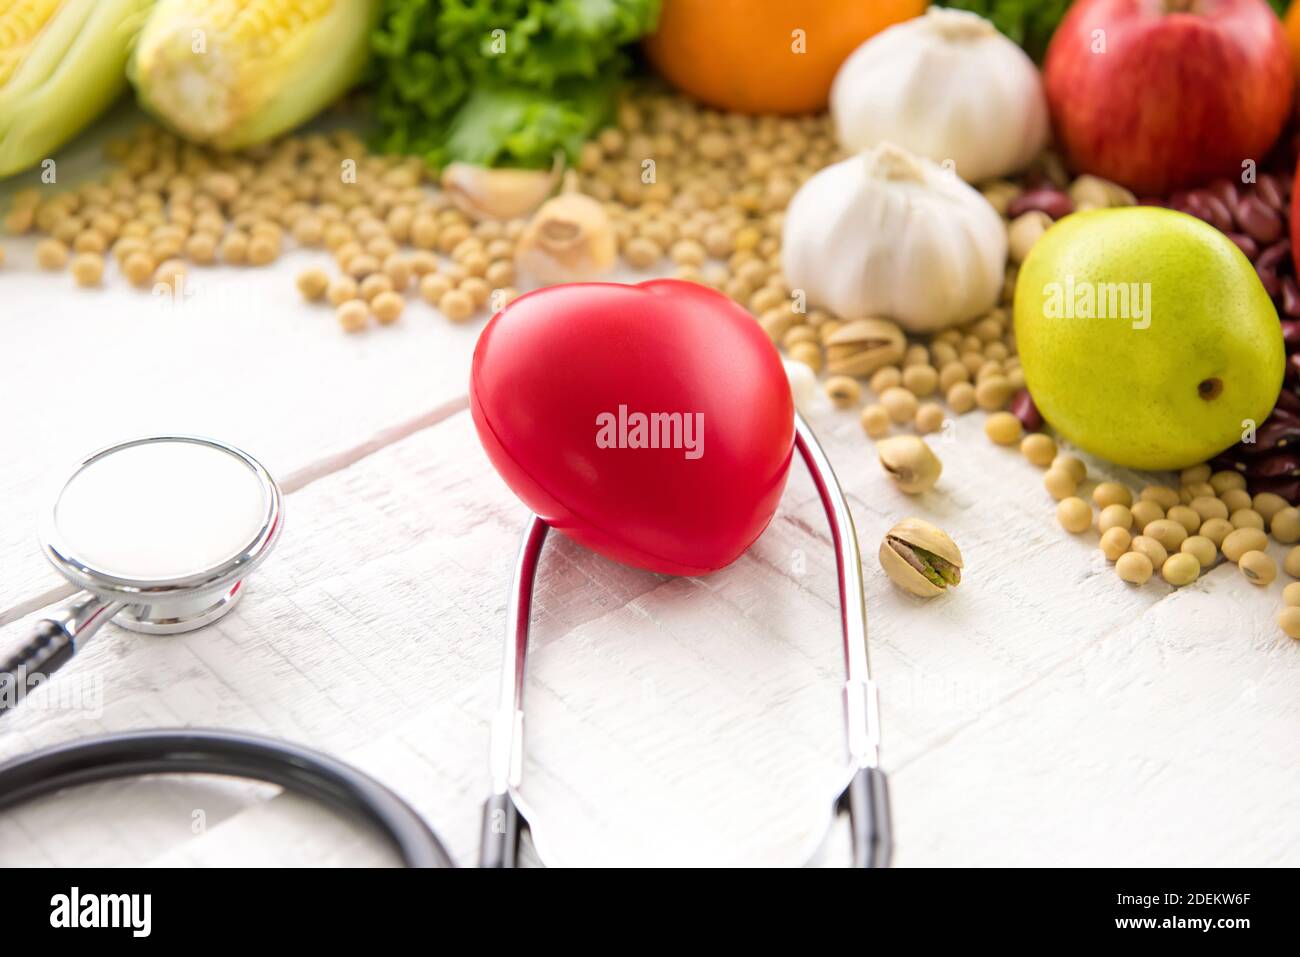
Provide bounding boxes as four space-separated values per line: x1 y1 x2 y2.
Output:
470 279 795 575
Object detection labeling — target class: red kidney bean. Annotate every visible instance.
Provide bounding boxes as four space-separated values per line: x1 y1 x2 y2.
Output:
1138 197 1168 208
1257 174 1285 211
1276 387 1300 416
1246 475 1300 503
1010 388 1043 433
1237 194 1283 244
1209 453 1249 479
1008 188 1073 221
1251 449 1300 478
1257 239 1290 271
1199 192 1236 233
1284 277 1300 318
1286 352 1300 382
1168 189 1192 211
1184 190 1233 232
1237 416 1300 456
1258 265 1282 298
1208 177 1239 211
1282 319 1300 348
1226 232 1259 260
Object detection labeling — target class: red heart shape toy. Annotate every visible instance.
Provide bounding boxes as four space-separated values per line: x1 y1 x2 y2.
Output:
470 279 795 575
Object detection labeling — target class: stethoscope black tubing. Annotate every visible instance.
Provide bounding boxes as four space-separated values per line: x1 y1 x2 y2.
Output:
0 728 453 868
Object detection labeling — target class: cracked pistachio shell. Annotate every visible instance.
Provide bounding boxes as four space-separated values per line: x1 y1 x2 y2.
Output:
824 318 906 377
879 517 963 598
876 435 942 494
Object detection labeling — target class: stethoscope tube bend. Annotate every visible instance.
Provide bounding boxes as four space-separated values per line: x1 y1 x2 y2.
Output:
481 412 892 867
0 729 453 868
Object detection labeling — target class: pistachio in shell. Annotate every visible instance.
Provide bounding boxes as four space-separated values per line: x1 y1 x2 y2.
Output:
879 517 963 598
824 318 906 377
876 435 942 494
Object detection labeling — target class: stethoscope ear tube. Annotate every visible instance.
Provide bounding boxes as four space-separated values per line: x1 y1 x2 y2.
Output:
0 729 454 868
481 412 892 867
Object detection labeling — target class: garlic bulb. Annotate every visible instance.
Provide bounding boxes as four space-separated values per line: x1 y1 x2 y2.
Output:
782 358 826 415
831 8 1048 184
782 142 1006 333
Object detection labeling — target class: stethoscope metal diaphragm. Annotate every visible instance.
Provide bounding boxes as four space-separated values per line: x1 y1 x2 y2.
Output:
2 435 283 716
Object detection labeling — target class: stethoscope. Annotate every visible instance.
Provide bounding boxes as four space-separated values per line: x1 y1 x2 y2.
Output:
0 422 891 867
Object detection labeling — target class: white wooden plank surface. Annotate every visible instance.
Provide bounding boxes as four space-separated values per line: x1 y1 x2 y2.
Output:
2 401 1297 866
2 107 1298 867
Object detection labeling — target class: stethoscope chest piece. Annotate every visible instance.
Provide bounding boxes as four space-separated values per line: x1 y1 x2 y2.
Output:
3 435 283 715
41 435 283 634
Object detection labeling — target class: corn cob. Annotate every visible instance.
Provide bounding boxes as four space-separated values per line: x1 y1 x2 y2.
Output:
129 0 380 151
0 0 154 178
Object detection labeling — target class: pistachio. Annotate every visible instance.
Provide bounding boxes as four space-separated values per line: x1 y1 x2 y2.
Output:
879 517 963 598
877 436 942 494
824 318 906 377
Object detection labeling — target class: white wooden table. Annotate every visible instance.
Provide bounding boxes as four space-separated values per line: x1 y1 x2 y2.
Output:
2 109 1297 867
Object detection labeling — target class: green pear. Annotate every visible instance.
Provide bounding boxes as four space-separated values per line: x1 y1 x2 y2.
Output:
1014 207 1284 470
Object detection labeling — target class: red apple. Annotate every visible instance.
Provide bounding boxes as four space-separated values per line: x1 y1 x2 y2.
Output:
1045 0 1293 195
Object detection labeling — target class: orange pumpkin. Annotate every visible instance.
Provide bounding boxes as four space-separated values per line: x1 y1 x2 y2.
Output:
644 0 930 115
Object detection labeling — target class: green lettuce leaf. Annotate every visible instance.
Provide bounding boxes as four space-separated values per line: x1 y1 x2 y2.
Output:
369 0 659 168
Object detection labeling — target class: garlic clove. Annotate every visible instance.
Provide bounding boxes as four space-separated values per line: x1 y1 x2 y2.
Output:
515 193 616 284
441 154 563 222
